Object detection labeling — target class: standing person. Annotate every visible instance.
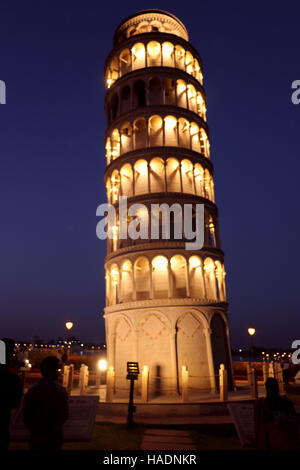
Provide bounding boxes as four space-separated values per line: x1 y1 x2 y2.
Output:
254 377 299 449
23 356 68 450
0 338 23 450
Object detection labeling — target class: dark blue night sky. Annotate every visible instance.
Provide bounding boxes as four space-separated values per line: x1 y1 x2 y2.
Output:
1 0 299 348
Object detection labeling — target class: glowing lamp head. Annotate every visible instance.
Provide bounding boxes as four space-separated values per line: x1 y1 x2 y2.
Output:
248 327 255 336
98 359 107 371
127 361 139 380
65 321 73 330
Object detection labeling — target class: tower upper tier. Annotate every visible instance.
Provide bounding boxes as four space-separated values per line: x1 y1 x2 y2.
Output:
113 10 189 46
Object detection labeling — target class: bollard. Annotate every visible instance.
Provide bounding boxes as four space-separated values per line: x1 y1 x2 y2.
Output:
68 364 74 394
263 362 268 384
219 364 228 401
106 366 115 402
62 365 70 389
141 365 149 403
79 364 89 395
268 362 275 378
250 368 258 399
181 365 189 402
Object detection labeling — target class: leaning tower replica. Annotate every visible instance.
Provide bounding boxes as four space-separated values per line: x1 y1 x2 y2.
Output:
103 10 234 396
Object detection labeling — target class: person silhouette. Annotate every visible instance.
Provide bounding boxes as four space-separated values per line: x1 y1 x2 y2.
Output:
0 338 23 450
254 377 299 449
23 356 68 450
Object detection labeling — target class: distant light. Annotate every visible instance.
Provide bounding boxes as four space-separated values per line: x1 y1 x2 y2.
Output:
81 343 84 347
65 321 73 330
98 359 107 371
239 349 242 353
248 328 255 336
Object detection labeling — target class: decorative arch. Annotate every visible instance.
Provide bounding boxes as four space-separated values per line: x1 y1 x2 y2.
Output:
119 49 131 76
204 257 217 301
178 118 190 148
120 86 131 114
148 77 162 105
194 163 204 196
134 159 148 194
162 42 174 67
120 122 132 154
120 260 133 302
133 118 147 149
164 77 176 105
138 311 171 396
150 157 165 192
120 163 133 197
134 256 151 300
176 311 211 391
181 159 194 194
149 115 163 146
111 129 120 159
152 256 168 299
170 255 187 297
133 80 146 108
114 315 135 393
164 115 177 146
189 256 205 299
166 158 181 192
131 43 145 70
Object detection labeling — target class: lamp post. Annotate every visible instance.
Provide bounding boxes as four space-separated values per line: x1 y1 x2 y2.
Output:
65 321 73 349
126 362 139 429
248 327 256 363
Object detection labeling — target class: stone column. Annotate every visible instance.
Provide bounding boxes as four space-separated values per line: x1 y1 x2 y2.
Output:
169 327 178 394
203 326 216 392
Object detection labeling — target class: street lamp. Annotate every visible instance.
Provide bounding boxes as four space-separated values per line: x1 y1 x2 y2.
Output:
248 327 256 363
126 362 139 429
65 321 74 349
65 321 73 331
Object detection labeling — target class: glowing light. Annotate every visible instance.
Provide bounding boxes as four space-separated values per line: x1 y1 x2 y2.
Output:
189 256 201 269
165 116 177 131
132 43 145 60
147 41 161 58
152 256 168 270
135 160 148 175
162 42 173 57
111 268 119 286
66 321 73 330
98 359 107 371
248 327 255 336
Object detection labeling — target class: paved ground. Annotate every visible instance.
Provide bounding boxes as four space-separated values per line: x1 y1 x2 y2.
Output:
141 429 196 450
